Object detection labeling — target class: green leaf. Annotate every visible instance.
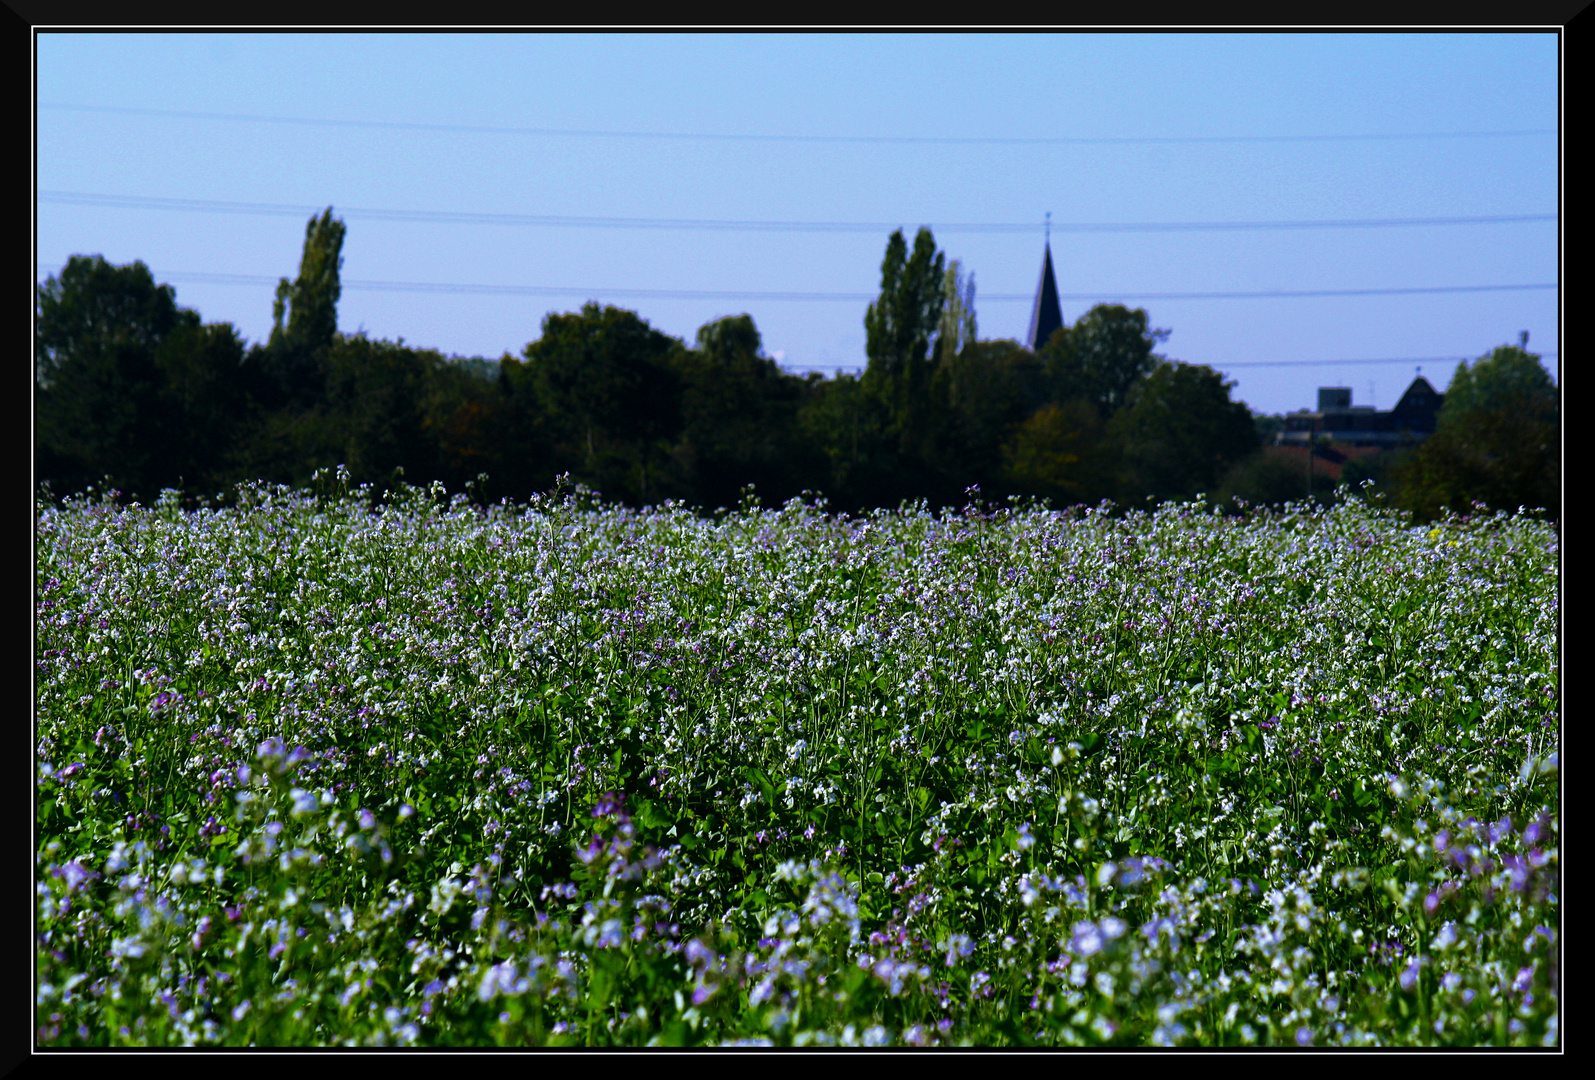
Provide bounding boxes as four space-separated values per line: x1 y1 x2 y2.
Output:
741 766 777 806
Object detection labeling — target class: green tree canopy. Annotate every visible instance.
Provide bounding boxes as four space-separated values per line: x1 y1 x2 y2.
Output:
1110 360 1257 503
152 320 250 493
1392 341 1559 521
671 314 819 509
36 255 193 387
271 208 346 355
1001 398 1113 507
796 372 893 513
863 228 946 414
35 256 205 497
247 208 348 413
933 259 978 367
695 313 764 366
924 339 1048 492
1040 304 1169 417
503 303 684 503
1437 339 1558 422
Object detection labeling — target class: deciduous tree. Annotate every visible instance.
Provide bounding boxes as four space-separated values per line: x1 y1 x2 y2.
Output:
1392 341 1558 520
36 255 203 497
504 303 683 504
1110 360 1257 503
863 228 945 428
1039 304 1169 417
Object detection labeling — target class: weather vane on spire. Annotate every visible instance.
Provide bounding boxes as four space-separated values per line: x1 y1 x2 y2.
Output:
1045 211 1051 244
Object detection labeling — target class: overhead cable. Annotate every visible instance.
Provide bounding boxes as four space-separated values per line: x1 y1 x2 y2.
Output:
38 190 1557 234
38 102 1558 145
56 270 1550 303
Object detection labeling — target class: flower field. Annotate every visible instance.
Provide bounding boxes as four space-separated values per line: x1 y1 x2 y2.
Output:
34 476 1559 1047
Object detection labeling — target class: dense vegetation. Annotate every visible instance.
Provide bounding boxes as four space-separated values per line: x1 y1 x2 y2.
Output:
35 479 1559 1046
34 213 1558 522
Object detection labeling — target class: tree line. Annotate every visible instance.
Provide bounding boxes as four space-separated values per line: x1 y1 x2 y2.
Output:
35 210 1558 522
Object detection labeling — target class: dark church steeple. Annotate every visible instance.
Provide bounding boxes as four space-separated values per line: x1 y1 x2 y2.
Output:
1027 215 1063 352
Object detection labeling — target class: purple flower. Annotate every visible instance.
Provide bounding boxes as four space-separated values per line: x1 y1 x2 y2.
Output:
1070 921 1104 958
684 939 714 968
56 861 95 892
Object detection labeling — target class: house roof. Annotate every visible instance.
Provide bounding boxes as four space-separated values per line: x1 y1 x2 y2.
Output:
1392 375 1443 417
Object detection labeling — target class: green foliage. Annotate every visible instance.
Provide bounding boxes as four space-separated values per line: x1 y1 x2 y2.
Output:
1391 344 1559 522
1436 342 1557 421
1001 398 1113 506
244 209 349 417
270 208 346 357
35 483 1559 1046
795 373 896 513
669 315 821 510
933 259 978 366
921 339 1049 495
35 255 251 499
863 228 946 426
1040 304 1169 417
1252 413 1286 445
1110 361 1258 503
36 255 193 385
1216 448 1337 511
503 303 684 504
35 221 1555 528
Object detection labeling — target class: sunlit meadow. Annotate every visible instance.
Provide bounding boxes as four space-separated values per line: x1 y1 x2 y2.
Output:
34 472 1559 1047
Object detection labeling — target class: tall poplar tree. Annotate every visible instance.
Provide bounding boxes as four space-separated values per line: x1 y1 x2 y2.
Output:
933 258 978 366
863 228 945 420
254 208 346 411
271 208 346 354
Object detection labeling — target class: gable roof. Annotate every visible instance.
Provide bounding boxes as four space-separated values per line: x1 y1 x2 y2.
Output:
1392 376 1444 421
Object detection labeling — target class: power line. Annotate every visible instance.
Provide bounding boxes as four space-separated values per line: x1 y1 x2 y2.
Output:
38 190 1556 234
38 102 1558 145
790 354 1559 373
1205 353 1557 369
1056 284 1556 301
35 268 1555 304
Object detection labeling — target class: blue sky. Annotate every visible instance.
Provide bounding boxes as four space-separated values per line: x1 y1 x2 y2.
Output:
35 31 1559 417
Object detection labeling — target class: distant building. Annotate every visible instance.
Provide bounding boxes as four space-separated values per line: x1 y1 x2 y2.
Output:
1279 376 1444 447
1027 241 1064 352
